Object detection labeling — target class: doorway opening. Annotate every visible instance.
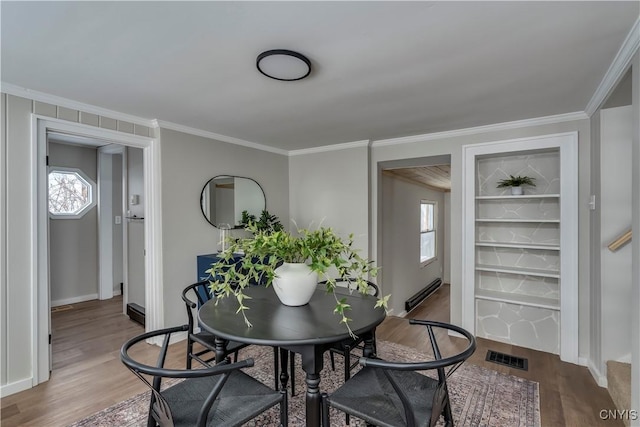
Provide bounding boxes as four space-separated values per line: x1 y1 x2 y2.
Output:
32 117 163 385
377 155 452 319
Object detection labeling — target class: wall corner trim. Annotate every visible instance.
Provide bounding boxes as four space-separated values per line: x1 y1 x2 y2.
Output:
157 120 289 156
1 82 156 128
288 139 370 156
585 17 640 116
371 112 588 147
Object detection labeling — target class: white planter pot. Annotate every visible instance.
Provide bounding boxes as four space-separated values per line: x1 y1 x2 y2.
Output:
272 262 318 306
510 186 523 195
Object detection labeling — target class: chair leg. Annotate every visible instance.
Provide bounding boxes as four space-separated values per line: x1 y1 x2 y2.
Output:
344 346 351 425
273 347 280 390
442 397 454 427
289 351 295 396
280 389 288 426
330 351 336 371
186 339 193 369
321 393 330 427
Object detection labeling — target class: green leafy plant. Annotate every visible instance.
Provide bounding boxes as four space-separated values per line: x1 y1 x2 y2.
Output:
206 222 389 336
254 210 284 233
240 210 257 228
496 175 536 188
240 209 284 234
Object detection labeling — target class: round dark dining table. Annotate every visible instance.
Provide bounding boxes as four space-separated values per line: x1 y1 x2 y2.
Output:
198 284 386 427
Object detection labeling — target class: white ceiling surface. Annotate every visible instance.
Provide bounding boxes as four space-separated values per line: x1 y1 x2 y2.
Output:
1 2 638 151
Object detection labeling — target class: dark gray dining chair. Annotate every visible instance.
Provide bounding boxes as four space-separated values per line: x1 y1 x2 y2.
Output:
182 280 296 394
182 281 250 368
321 279 379 375
120 325 288 427
320 278 379 424
321 319 476 427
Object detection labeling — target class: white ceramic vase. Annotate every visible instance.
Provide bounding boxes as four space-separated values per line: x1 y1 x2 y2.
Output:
272 262 318 306
510 186 523 195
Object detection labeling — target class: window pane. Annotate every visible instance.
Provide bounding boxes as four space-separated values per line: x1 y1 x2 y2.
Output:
48 171 93 215
420 231 435 262
421 202 434 231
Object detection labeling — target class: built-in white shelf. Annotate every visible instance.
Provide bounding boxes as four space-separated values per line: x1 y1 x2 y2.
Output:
475 241 560 251
475 194 560 200
464 133 578 360
475 264 560 278
475 218 560 223
475 289 560 310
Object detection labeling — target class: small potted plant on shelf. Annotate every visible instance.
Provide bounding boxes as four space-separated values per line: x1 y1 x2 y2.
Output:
206 222 389 336
496 175 536 195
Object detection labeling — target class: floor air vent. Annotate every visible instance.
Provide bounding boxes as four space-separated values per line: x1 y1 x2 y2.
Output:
486 350 528 371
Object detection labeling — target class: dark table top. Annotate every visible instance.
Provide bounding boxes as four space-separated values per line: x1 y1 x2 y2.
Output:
198 285 386 346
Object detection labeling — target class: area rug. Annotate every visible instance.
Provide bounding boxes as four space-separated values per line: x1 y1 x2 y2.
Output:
69 340 540 426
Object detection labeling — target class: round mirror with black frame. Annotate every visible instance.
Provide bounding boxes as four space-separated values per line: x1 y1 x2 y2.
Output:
200 175 266 229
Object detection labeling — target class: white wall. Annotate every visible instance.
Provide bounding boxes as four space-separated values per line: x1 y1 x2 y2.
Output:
443 192 451 284
371 119 593 357
630 52 640 424
289 145 369 257
2 95 41 389
48 143 99 305
381 174 445 315
159 128 289 328
112 153 123 294
0 92 155 394
600 106 633 365
127 147 145 307
1 93 8 387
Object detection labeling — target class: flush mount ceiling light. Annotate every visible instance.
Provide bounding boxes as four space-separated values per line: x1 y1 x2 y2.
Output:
256 49 311 81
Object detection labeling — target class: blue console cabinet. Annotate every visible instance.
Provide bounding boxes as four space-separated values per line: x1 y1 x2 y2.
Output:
197 253 244 281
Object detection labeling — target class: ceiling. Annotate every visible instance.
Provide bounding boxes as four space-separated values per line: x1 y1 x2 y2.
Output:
384 166 452 192
1 2 638 152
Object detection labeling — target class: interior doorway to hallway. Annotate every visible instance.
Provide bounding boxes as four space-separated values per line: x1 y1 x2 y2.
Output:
33 117 162 386
377 155 452 318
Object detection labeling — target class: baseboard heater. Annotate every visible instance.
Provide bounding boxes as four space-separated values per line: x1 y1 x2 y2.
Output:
405 278 442 312
127 303 145 326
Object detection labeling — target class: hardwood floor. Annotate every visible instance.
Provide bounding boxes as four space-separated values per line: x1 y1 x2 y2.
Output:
376 284 621 427
1 286 621 426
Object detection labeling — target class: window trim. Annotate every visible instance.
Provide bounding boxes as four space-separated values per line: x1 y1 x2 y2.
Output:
420 199 437 265
48 166 97 219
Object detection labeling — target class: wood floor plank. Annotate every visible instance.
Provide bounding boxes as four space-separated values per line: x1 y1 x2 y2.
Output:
376 284 622 427
1 286 623 426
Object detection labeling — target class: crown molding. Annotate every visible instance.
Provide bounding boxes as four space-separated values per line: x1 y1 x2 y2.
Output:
288 139 370 156
156 120 288 156
0 82 157 128
371 111 588 147
585 17 640 116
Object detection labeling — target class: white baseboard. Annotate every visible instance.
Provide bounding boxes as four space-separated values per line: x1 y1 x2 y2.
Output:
0 377 33 397
148 330 188 346
113 288 122 296
587 359 608 388
448 329 466 339
578 356 588 367
51 293 98 307
614 353 632 364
